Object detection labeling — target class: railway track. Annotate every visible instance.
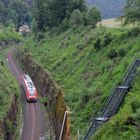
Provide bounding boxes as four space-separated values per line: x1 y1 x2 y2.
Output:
28 104 39 140
7 49 47 140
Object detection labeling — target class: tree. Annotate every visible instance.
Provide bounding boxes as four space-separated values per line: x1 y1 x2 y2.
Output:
47 0 67 27
66 0 87 18
9 0 30 31
7 9 18 26
124 0 140 24
69 9 83 27
33 0 48 32
86 6 101 26
33 0 87 33
1 0 10 7
0 2 5 23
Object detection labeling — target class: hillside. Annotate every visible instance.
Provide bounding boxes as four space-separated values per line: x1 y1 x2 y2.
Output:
0 31 21 139
23 25 140 139
0 49 20 139
86 0 126 18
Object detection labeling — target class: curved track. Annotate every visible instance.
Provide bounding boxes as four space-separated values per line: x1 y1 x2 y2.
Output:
7 49 47 140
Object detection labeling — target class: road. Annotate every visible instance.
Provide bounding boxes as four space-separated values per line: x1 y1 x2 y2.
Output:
7 49 47 140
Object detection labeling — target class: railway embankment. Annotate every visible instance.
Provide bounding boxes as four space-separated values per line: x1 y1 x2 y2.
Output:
1 94 20 140
0 49 21 140
15 48 70 140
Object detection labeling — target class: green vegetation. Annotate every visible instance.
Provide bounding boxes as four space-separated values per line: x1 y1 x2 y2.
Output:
0 48 19 121
22 25 140 138
124 0 140 25
0 30 21 42
0 0 31 31
0 0 139 139
86 6 101 26
33 0 101 40
93 69 140 140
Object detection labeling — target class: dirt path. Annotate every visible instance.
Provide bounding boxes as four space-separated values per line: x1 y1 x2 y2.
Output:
7 49 47 140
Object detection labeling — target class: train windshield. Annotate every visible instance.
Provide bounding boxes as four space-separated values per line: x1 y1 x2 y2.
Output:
29 91 35 96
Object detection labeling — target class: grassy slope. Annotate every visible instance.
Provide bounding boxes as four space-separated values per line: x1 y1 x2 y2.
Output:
93 71 140 140
0 30 20 127
23 26 140 138
0 48 19 121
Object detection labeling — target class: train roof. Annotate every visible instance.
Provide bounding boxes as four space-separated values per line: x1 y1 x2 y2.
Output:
23 74 36 91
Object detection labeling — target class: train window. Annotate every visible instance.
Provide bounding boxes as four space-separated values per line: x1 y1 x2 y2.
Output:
29 91 35 96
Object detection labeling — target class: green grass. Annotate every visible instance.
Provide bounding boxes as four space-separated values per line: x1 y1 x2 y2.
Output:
22 25 140 138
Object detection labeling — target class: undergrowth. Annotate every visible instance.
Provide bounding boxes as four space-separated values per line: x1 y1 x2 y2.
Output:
0 48 19 120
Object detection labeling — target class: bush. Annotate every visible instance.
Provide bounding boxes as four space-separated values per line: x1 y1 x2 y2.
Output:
127 27 140 37
118 48 126 57
36 32 44 41
94 38 102 50
103 33 113 46
131 108 140 121
131 100 140 112
76 44 85 50
107 49 118 59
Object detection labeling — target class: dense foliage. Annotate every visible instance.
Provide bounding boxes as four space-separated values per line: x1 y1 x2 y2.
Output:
0 0 31 30
124 0 140 24
0 30 21 42
33 0 87 32
33 0 101 39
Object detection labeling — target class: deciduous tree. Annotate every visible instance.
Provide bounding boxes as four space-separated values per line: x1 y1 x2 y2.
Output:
86 6 101 26
124 0 140 24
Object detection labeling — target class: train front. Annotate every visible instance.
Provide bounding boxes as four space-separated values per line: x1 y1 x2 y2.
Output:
28 88 38 102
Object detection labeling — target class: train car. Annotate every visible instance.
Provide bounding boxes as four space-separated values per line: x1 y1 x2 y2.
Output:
22 74 38 102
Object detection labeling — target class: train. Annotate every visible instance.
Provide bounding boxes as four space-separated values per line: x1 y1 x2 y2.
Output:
22 74 38 102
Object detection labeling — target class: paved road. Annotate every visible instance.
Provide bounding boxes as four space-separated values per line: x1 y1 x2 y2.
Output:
7 49 47 140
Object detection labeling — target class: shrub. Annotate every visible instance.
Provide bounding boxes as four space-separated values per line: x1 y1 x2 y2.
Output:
127 27 140 37
76 44 85 50
131 100 140 112
103 33 113 46
94 38 102 50
107 49 118 59
119 48 126 57
131 108 140 121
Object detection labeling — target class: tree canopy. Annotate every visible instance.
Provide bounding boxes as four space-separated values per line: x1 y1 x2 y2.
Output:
124 0 140 24
87 7 101 26
33 0 87 33
0 0 31 30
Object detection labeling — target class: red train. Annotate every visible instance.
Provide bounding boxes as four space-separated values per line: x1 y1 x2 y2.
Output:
22 74 38 102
